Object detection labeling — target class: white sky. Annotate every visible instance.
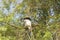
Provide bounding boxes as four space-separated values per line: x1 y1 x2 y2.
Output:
0 0 55 22
0 0 23 16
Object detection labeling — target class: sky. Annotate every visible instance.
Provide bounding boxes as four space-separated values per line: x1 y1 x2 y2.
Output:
0 0 55 22
0 0 23 19
0 0 23 14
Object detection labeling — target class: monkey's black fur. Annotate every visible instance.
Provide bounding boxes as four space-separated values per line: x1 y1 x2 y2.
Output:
24 17 31 20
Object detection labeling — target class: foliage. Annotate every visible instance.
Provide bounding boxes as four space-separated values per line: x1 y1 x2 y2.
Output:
0 0 60 40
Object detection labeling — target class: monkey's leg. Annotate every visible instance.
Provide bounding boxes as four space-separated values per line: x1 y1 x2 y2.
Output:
28 27 35 40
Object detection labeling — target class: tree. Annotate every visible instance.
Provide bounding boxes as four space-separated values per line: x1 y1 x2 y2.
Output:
0 0 60 40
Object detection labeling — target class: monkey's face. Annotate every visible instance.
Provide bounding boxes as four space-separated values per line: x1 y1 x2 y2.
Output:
24 19 31 27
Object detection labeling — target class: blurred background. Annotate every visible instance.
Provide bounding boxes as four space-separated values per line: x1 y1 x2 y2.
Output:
0 0 60 40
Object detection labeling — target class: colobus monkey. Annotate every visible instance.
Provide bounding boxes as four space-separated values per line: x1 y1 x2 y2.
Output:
24 17 32 31
24 17 34 39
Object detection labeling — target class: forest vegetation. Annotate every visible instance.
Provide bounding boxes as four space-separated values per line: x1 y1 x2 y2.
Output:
0 0 60 40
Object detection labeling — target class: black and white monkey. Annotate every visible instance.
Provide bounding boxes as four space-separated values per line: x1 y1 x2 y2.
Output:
24 17 32 31
24 17 33 37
